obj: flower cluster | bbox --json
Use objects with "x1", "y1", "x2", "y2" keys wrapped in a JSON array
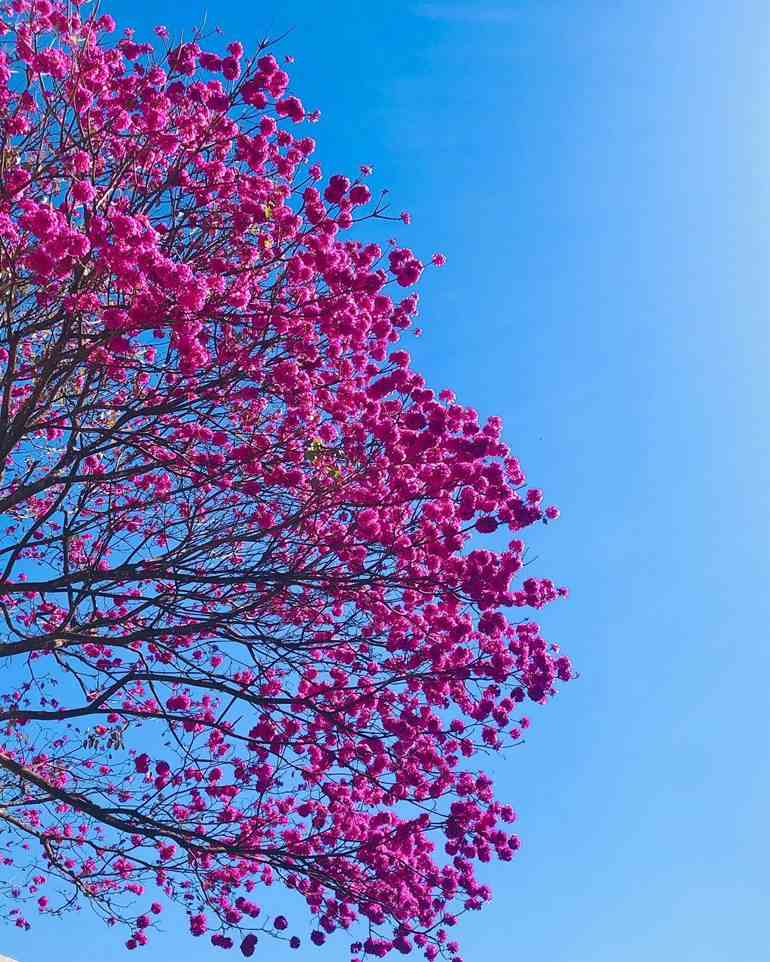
[{"x1": 0, "y1": 2, "x2": 570, "y2": 959}]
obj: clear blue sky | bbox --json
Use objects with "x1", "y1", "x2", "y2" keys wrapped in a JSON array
[{"x1": 5, "y1": 2, "x2": 770, "y2": 960}]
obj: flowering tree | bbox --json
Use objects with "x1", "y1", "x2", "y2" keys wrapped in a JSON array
[{"x1": 0, "y1": 2, "x2": 572, "y2": 958}]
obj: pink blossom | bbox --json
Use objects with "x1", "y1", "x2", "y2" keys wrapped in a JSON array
[
  {"x1": 276, "y1": 95, "x2": 304, "y2": 122},
  {"x1": 72, "y1": 180, "x2": 95, "y2": 203}
]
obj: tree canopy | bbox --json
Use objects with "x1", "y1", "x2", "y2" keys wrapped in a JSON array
[{"x1": 0, "y1": 3, "x2": 570, "y2": 958}]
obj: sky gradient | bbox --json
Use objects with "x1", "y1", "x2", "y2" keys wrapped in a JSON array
[{"x1": 3, "y1": 2, "x2": 769, "y2": 961}]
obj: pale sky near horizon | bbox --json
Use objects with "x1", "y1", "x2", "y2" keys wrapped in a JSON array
[{"x1": 3, "y1": 2, "x2": 769, "y2": 961}]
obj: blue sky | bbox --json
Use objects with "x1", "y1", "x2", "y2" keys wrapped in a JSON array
[{"x1": 4, "y1": 1, "x2": 770, "y2": 960}]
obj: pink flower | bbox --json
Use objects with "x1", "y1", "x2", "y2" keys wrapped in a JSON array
[
  {"x1": 349, "y1": 184, "x2": 371, "y2": 206},
  {"x1": 276, "y1": 96, "x2": 305, "y2": 122},
  {"x1": 258, "y1": 55, "x2": 279, "y2": 74},
  {"x1": 324, "y1": 174, "x2": 350, "y2": 204},
  {"x1": 475, "y1": 516, "x2": 499, "y2": 533},
  {"x1": 72, "y1": 180, "x2": 95, "y2": 203},
  {"x1": 222, "y1": 56, "x2": 241, "y2": 81},
  {"x1": 240, "y1": 934, "x2": 258, "y2": 957}
]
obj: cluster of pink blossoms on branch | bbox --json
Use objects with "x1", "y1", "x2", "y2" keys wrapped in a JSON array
[{"x1": 0, "y1": 2, "x2": 571, "y2": 959}]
